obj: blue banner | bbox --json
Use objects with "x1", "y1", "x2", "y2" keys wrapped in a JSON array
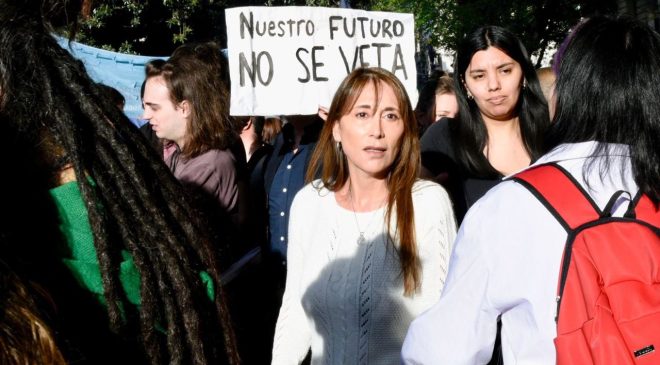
[{"x1": 56, "y1": 36, "x2": 166, "y2": 123}]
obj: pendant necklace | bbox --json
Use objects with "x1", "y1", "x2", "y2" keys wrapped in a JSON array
[{"x1": 348, "y1": 183, "x2": 382, "y2": 245}]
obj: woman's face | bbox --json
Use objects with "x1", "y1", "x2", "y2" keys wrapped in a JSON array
[
  {"x1": 434, "y1": 92, "x2": 458, "y2": 120},
  {"x1": 464, "y1": 46, "x2": 523, "y2": 122},
  {"x1": 332, "y1": 81, "x2": 405, "y2": 180}
]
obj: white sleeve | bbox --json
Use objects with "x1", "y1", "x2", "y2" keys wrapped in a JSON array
[
  {"x1": 271, "y1": 193, "x2": 313, "y2": 365},
  {"x1": 402, "y1": 200, "x2": 500, "y2": 365},
  {"x1": 416, "y1": 184, "x2": 457, "y2": 300}
]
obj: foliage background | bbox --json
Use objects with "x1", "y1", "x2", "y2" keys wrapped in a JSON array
[{"x1": 72, "y1": 0, "x2": 652, "y2": 75}]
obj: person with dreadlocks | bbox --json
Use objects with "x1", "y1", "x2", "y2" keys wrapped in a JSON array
[{"x1": 0, "y1": 1, "x2": 238, "y2": 364}]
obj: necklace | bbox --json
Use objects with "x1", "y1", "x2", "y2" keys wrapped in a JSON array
[{"x1": 348, "y1": 184, "x2": 383, "y2": 245}]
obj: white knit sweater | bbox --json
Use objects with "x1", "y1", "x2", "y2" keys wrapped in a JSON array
[{"x1": 272, "y1": 179, "x2": 456, "y2": 365}]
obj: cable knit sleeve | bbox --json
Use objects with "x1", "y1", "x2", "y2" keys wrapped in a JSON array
[
  {"x1": 271, "y1": 188, "x2": 314, "y2": 365},
  {"x1": 402, "y1": 193, "x2": 499, "y2": 365},
  {"x1": 413, "y1": 181, "x2": 457, "y2": 303}
]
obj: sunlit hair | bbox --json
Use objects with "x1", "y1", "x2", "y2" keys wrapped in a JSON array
[
  {"x1": 453, "y1": 25, "x2": 549, "y2": 177},
  {"x1": 435, "y1": 75, "x2": 455, "y2": 96},
  {"x1": 0, "y1": 260, "x2": 66, "y2": 365},
  {"x1": 546, "y1": 16, "x2": 660, "y2": 204},
  {"x1": 306, "y1": 67, "x2": 421, "y2": 295},
  {"x1": 145, "y1": 42, "x2": 237, "y2": 159}
]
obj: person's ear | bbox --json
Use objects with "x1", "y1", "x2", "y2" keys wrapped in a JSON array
[
  {"x1": 318, "y1": 106, "x2": 329, "y2": 121},
  {"x1": 332, "y1": 120, "x2": 341, "y2": 143},
  {"x1": 179, "y1": 100, "x2": 192, "y2": 118},
  {"x1": 242, "y1": 118, "x2": 253, "y2": 132}
]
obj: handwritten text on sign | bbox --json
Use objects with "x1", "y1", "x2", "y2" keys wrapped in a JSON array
[{"x1": 226, "y1": 6, "x2": 417, "y2": 116}]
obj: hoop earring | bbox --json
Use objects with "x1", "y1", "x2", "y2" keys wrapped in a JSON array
[{"x1": 466, "y1": 90, "x2": 474, "y2": 100}]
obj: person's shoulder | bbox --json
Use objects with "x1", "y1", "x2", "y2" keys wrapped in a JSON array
[
  {"x1": 200, "y1": 149, "x2": 236, "y2": 168},
  {"x1": 290, "y1": 180, "x2": 333, "y2": 213},
  {"x1": 412, "y1": 179, "x2": 451, "y2": 205},
  {"x1": 180, "y1": 149, "x2": 237, "y2": 178},
  {"x1": 462, "y1": 178, "x2": 538, "y2": 224},
  {"x1": 412, "y1": 179, "x2": 445, "y2": 193},
  {"x1": 421, "y1": 118, "x2": 453, "y2": 140},
  {"x1": 420, "y1": 118, "x2": 455, "y2": 155}
]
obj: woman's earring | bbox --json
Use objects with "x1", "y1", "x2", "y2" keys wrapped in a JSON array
[
  {"x1": 523, "y1": 79, "x2": 528, "y2": 90},
  {"x1": 335, "y1": 141, "x2": 342, "y2": 154},
  {"x1": 466, "y1": 90, "x2": 474, "y2": 100}
]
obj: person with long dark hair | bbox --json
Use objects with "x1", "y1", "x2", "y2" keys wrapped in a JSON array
[
  {"x1": 0, "y1": 1, "x2": 237, "y2": 364},
  {"x1": 403, "y1": 16, "x2": 660, "y2": 364},
  {"x1": 271, "y1": 68, "x2": 456, "y2": 364},
  {"x1": 420, "y1": 25, "x2": 549, "y2": 222}
]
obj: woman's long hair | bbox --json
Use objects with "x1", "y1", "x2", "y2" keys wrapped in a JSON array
[
  {"x1": 546, "y1": 16, "x2": 660, "y2": 204},
  {"x1": 0, "y1": 2, "x2": 237, "y2": 364},
  {"x1": 452, "y1": 25, "x2": 549, "y2": 177},
  {"x1": 306, "y1": 67, "x2": 421, "y2": 296}
]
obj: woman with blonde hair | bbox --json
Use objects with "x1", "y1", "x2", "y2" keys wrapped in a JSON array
[{"x1": 271, "y1": 67, "x2": 456, "y2": 364}]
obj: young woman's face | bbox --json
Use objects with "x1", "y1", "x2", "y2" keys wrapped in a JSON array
[
  {"x1": 464, "y1": 46, "x2": 524, "y2": 122},
  {"x1": 434, "y1": 92, "x2": 458, "y2": 120},
  {"x1": 332, "y1": 81, "x2": 405, "y2": 180}
]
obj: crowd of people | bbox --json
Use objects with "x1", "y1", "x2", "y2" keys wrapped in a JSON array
[{"x1": 1, "y1": 0, "x2": 659, "y2": 364}]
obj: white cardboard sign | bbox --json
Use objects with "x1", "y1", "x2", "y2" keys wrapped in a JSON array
[{"x1": 226, "y1": 6, "x2": 417, "y2": 116}]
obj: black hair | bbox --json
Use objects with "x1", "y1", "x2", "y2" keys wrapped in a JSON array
[
  {"x1": 97, "y1": 83, "x2": 125, "y2": 109},
  {"x1": 546, "y1": 16, "x2": 660, "y2": 204},
  {"x1": 452, "y1": 25, "x2": 549, "y2": 178},
  {"x1": 0, "y1": 2, "x2": 238, "y2": 364},
  {"x1": 414, "y1": 69, "x2": 450, "y2": 136}
]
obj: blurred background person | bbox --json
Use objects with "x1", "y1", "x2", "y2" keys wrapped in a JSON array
[
  {"x1": 536, "y1": 66, "x2": 556, "y2": 118},
  {"x1": 414, "y1": 70, "x2": 459, "y2": 136},
  {"x1": 237, "y1": 115, "x2": 272, "y2": 252},
  {"x1": 263, "y1": 116, "x2": 284, "y2": 145}
]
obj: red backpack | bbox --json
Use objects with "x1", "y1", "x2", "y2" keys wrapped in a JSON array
[{"x1": 513, "y1": 163, "x2": 660, "y2": 364}]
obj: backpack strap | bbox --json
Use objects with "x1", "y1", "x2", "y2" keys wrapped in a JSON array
[
  {"x1": 631, "y1": 191, "x2": 660, "y2": 228},
  {"x1": 511, "y1": 163, "x2": 601, "y2": 232}
]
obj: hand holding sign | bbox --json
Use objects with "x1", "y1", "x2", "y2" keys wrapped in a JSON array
[{"x1": 226, "y1": 6, "x2": 417, "y2": 116}]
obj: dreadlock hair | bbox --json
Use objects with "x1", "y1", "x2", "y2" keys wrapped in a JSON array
[
  {"x1": 306, "y1": 67, "x2": 422, "y2": 296},
  {"x1": 0, "y1": 1, "x2": 238, "y2": 364}
]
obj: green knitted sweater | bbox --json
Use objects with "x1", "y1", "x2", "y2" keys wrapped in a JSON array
[{"x1": 49, "y1": 181, "x2": 214, "y2": 306}]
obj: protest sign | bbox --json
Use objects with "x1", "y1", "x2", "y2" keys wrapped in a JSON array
[{"x1": 226, "y1": 6, "x2": 417, "y2": 116}]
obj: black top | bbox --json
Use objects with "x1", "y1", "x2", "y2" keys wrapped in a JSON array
[{"x1": 420, "y1": 118, "x2": 503, "y2": 223}]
